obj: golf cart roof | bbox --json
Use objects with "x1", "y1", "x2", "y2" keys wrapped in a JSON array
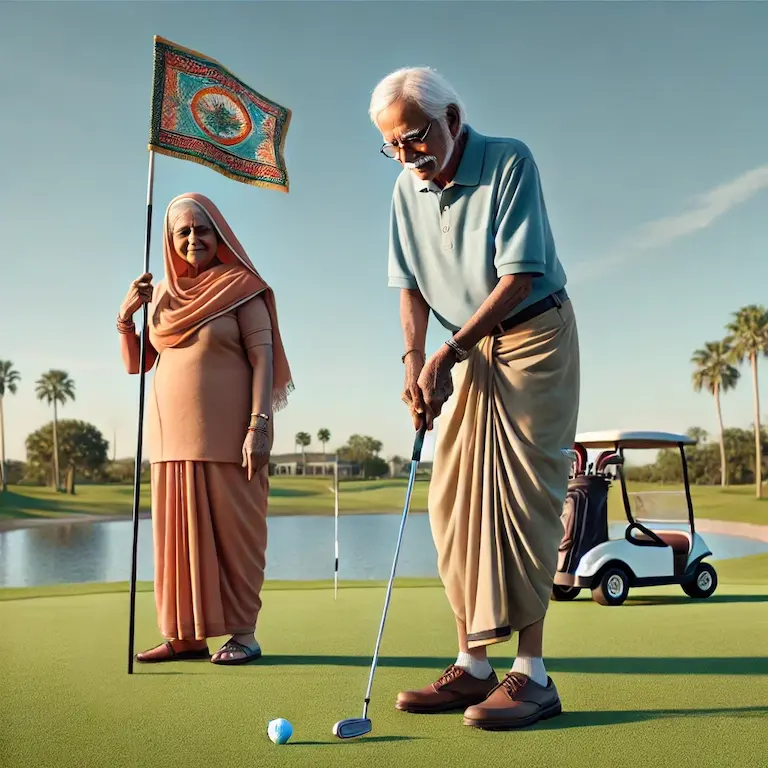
[{"x1": 574, "y1": 430, "x2": 697, "y2": 449}]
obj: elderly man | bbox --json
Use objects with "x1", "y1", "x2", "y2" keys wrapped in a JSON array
[{"x1": 368, "y1": 67, "x2": 580, "y2": 730}]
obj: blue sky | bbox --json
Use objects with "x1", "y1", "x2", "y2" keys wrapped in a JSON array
[{"x1": 1, "y1": 1, "x2": 766, "y2": 463}]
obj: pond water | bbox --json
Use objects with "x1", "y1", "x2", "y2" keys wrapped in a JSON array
[{"x1": 1, "y1": 515, "x2": 766, "y2": 589}]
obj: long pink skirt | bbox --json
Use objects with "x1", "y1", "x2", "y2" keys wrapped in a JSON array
[{"x1": 150, "y1": 461, "x2": 268, "y2": 640}]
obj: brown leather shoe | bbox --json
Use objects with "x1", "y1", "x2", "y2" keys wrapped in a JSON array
[
  {"x1": 396, "y1": 665, "x2": 499, "y2": 714},
  {"x1": 463, "y1": 672, "x2": 562, "y2": 729}
]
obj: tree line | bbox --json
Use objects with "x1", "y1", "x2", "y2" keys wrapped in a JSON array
[
  {"x1": 0, "y1": 363, "x2": 76, "y2": 493},
  {"x1": 690, "y1": 304, "x2": 767, "y2": 497},
  {"x1": 3, "y1": 302, "x2": 765, "y2": 494},
  {"x1": 4, "y1": 418, "x2": 762, "y2": 492},
  {"x1": 0, "y1": 404, "x2": 394, "y2": 494},
  {"x1": 2, "y1": 420, "x2": 396, "y2": 490},
  {"x1": 290, "y1": 429, "x2": 391, "y2": 476},
  {"x1": 626, "y1": 425, "x2": 768, "y2": 486},
  {"x1": 0, "y1": 361, "x2": 398, "y2": 492}
]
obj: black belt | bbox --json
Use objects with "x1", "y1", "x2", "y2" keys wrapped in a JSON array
[{"x1": 494, "y1": 288, "x2": 568, "y2": 335}]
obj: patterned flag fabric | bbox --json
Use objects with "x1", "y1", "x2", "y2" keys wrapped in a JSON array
[{"x1": 149, "y1": 36, "x2": 291, "y2": 192}]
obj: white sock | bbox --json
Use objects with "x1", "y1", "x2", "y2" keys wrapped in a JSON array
[
  {"x1": 511, "y1": 656, "x2": 548, "y2": 687},
  {"x1": 455, "y1": 651, "x2": 493, "y2": 680}
]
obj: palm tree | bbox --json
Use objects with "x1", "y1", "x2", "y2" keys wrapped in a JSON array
[
  {"x1": 726, "y1": 305, "x2": 768, "y2": 498},
  {"x1": 0, "y1": 361, "x2": 21, "y2": 492},
  {"x1": 691, "y1": 341, "x2": 740, "y2": 487},
  {"x1": 295, "y1": 431, "x2": 311, "y2": 475},
  {"x1": 317, "y1": 428, "x2": 331, "y2": 456},
  {"x1": 35, "y1": 370, "x2": 76, "y2": 491},
  {"x1": 686, "y1": 427, "x2": 708, "y2": 445}
]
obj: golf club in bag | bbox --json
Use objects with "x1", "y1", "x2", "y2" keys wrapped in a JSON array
[{"x1": 332, "y1": 423, "x2": 428, "y2": 740}]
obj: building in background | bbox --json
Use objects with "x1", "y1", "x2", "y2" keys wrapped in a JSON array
[{"x1": 268, "y1": 453, "x2": 360, "y2": 477}]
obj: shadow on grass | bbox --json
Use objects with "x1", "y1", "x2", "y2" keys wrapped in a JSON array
[
  {"x1": 0, "y1": 490, "x2": 71, "y2": 517},
  {"x1": 268, "y1": 488, "x2": 319, "y2": 499},
  {"x1": 622, "y1": 594, "x2": 768, "y2": 606},
  {"x1": 344, "y1": 482, "x2": 404, "y2": 493},
  {"x1": 0, "y1": 488, "x2": 149, "y2": 518},
  {"x1": 289, "y1": 736, "x2": 419, "y2": 746},
  {"x1": 197, "y1": 654, "x2": 768, "y2": 676},
  {"x1": 546, "y1": 657, "x2": 768, "y2": 675},
  {"x1": 538, "y1": 705, "x2": 768, "y2": 730}
]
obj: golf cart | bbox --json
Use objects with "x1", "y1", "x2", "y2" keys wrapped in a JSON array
[{"x1": 553, "y1": 430, "x2": 717, "y2": 606}]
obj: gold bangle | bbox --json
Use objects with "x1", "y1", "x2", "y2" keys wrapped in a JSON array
[{"x1": 117, "y1": 314, "x2": 135, "y2": 334}]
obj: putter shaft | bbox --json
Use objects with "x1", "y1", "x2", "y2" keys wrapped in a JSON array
[
  {"x1": 334, "y1": 425, "x2": 426, "y2": 737},
  {"x1": 360, "y1": 426, "x2": 425, "y2": 716}
]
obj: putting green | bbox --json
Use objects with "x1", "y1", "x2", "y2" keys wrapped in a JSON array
[{"x1": 1, "y1": 558, "x2": 766, "y2": 768}]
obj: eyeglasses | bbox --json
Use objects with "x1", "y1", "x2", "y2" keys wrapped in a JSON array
[{"x1": 380, "y1": 120, "x2": 434, "y2": 160}]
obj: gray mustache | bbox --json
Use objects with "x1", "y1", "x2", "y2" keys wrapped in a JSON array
[{"x1": 404, "y1": 155, "x2": 437, "y2": 170}]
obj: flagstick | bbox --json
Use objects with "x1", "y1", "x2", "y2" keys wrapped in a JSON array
[
  {"x1": 334, "y1": 453, "x2": 339, "y2": 600},
  {"x1": 128, "y1": 150, "x2": 156, "y2": 675}
]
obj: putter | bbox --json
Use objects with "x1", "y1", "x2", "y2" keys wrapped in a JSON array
[{"x1": 332, "y1": 423, "x2": 428, "y2": 740}]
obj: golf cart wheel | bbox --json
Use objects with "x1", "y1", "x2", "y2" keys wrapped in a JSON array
[
  {"x1": 592, "y1": 566, "x2": 630, "y2": 606},
  {"x1": 552, "y1": 584, "x2": 581, "y2": 601},
  {"x1": 682, "y1": 562, "x2": 718, "y2": 599}
]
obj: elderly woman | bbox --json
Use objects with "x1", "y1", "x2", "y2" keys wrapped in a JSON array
[{"x1": 117, "y1": 192, "x2": 293, "y2": 665}]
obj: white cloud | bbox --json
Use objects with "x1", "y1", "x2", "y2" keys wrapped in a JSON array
[{"x1": 570, "y1": 163, "x2": 768, "y2": 283}]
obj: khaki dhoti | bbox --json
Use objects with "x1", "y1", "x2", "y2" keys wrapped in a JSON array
[{"x1": 428, "y1": 299, "x2": 580, "y2": 648}]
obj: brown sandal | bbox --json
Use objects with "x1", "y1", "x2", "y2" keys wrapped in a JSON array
[{"x1": 135, "y1": 641, "x2": 210, "y2": 663}]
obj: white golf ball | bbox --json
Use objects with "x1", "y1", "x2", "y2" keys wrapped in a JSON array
[{"x1": 267, "y1": 718, "x2": 293, "y2": 745}]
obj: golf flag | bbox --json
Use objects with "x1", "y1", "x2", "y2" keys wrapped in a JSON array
[{"x1": 148, "y1": 36, "x2": 291, "y2": 192}]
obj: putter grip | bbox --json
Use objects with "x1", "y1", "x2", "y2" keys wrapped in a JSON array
[{"x1": 412, "y1": 423, "x2": 427, "y2": 462}]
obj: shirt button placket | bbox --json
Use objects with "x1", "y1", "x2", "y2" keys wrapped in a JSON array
[{"x1": 440, "y1": 197, "x2": 453, "y2": 250}]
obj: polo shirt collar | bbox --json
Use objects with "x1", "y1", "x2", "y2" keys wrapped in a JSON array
[{"x1": 412, "y1": 124, "x2": 485, "y2": 193}]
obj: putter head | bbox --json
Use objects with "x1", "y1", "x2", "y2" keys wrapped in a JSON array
[{"x1": 333, "y1": 718, "x2": 372, "y2": 740}]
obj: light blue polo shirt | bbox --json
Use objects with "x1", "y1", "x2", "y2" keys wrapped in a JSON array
[{"x1": 387, "y1": 124, "x2": 567, "y2": 332}]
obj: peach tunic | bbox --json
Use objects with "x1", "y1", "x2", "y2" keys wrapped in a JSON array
[
  {"x1": 148, "y1": 295, "x2": 271, "y2": 464},
  {"x1": 147, "y1": 294, "x2": 273, "y2": 640}
]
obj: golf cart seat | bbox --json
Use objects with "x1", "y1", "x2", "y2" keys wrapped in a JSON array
[{"x1": 629, "y1": 529, "x2": 691, "y2": 553}]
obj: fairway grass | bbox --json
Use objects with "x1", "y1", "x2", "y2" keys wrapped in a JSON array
[
  {"x1": 1, "y1": 556, "x2": 766, "y2": 768},
  {"x1": 0, "y1": 478, "x2": 430, "y2": 522},
  {"x1": 2, "y1": 479, "x2": 768, "y2": 526}
]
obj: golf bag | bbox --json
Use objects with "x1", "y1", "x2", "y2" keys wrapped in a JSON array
[{"x1": 557, "y1": 474, "x2": 611, "y2": 576}]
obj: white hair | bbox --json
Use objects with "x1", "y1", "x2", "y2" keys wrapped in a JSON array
[
  {"x1": 368, "y1": 66, "x2": 466, "y2": 128},
  {"x1": 166, "y1": 198, "x2": 213, "y2": 232}
]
